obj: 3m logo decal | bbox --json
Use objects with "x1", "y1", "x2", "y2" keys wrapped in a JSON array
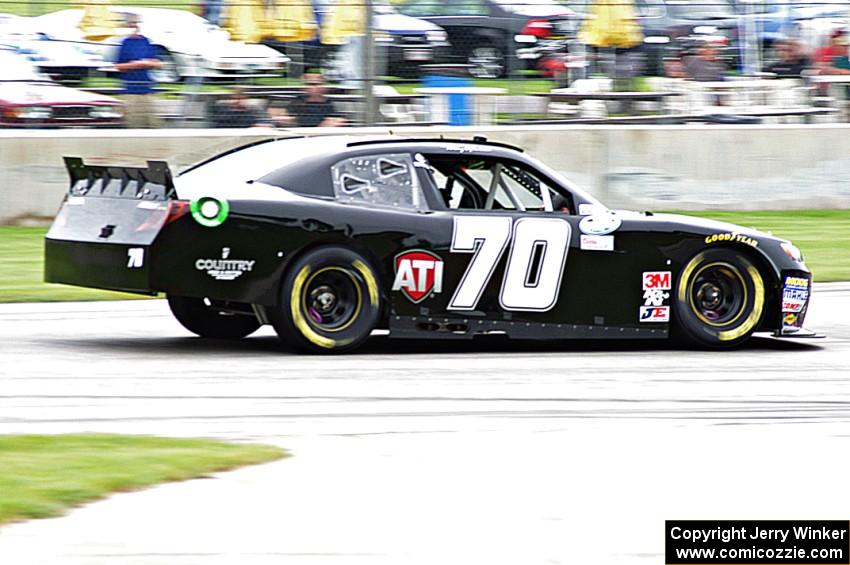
[
  {"x1": 640, "y1": 271, "x2": 671, "y2": 322},
  {"x1": 393, "y1": 250, "x2": 444, "y2": 303},
  {"x1": 640, "y1": 306, "x2": 669, "y2": 322},
  {"x1": 643, "y1": 271, "x2": 671, "y2": 290}
]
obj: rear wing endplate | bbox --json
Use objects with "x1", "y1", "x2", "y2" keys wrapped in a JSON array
[{"x1": 64, "y1": 157, "x2": 176, "y2": 201}]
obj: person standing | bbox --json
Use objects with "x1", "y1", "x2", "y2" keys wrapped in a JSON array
[{"x1": 114, "y1": 13, "x2": 162, "y2": 128}]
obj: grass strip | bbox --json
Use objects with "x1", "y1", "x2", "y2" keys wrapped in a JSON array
[
  {"x1": 0, "y1": 433, "x2": 287, "y2": 525},
  {"x1": 0, "y1": 226, "x2": 148, "y2": 302},
  {"x1": 1, "y1": 210, "x2": 847, "y2": 303}
]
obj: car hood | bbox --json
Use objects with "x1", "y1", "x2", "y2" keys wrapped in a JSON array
[
  {"x1": 164, "y1": 36, "x2": 285, "y2": 59},
  {"x1": 15, "y1": 41, "x2": 105, "y2": 67},
  {"x1": 376, "y1": 12, "x2": 443, "y2": 33},
  {"x1": 620, "y1": 210, "x2": 779, "y2": 242},
  {"x1": 505, "y1": 4, "x2": 571, "y2": 17},
  {"x1": 0, "y1": 81, "x2": 120, "y2": 105}
]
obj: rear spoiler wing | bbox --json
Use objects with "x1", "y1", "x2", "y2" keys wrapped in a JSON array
[{"x1": 64, "y1": 156, "x2": 176, "y2": 201}]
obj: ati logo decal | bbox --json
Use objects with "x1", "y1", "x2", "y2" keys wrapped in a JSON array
[
  {"x1": 643, "y1": 271, "x2": 671, "y2": 290},
  {"x1": 393, "y1": 250, "x2": 444, "y2": 303},
  {"x1": 639, "y1": 306, "x2": 669, "y2": 323}
]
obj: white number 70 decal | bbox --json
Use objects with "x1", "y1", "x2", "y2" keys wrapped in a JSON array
[{"x1": 449, "y1": 216, "x2": 571, "y2": 312}]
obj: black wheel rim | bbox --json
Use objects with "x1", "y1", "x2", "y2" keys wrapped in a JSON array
[
  {"x1": 468, "y1": 47, "x2": 503, "y2": 78},
  {"x1": 689, "y1": 262, "x2": 746, "y2": 326},
  {"x1": 303, "y1": 268, "x2": 360, "y2": 332}
]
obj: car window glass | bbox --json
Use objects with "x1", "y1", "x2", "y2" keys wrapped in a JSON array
[
  {"x1": 454, "y1": 0, "x2": 489, "y2": 16},
  {"x1": 398, "y1": 0, "x2": 445, "y2": 16},
  {"x1": 636, "y1": 0, "x2": 665, "y2": 17},
  {"x1": 331, "y1": 153, "x2": 426, "y2": 211}
]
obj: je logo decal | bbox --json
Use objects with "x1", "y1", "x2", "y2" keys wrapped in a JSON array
[
  {"x1": 640, "y1": 271, "x2": 671, "y2": 323},
  {"x1": 393, "y1": 250, "x2": 444, "y2": 303}
]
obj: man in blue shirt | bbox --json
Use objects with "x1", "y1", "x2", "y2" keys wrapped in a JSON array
[{"x1": 115, "y1": 14, "x2": 162, "y2": 128}]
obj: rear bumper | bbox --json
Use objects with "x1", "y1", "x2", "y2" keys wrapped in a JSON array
[{"x1": 45, "y1": 238, "x2": 156, "y2": 295}]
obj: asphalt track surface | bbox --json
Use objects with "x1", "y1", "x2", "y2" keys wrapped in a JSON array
[{"x1": 1, "y1": 285, "x2": 849, "y2": 565}]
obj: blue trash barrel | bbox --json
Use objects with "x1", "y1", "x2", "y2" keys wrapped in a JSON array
[{"x1": 422, "y1": 66, "x2": 473, "y2": 126}]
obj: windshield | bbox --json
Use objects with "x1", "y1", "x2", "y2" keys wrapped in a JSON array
[
  {"x1": 491, "y1": 0, "x2": 562, "y2": 5},
  {"x1": 0, "y1": 51, "x2": 49, "y2": 81},
  {"x1": 666, "y1": 0, "x2": 734, "y2": 19}
]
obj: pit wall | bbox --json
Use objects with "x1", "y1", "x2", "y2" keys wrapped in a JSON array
[{"x1": 2, "y1": 124, "x2": 849, "y2": 223}]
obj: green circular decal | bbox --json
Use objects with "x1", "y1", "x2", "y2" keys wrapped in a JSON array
[{"x1": 190, "y1": 197, "x2": 229, "y2": 227}]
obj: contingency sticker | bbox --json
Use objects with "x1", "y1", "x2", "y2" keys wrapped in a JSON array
[
  {"x1": 127, "y1": 248, "x2": 144, "y2": 268},
  {"x1": 393, "y1": 249, "x2": 444, "y2": 303},
  {"x1": 195, "y1": 247, "x2": 255, "y2": 281},
  {"x1": 580, "y1": 234, "x2": 614, "y2": 251},
  {"x1": 640, "y1": 271, "x2": 671, "y2": 323},
  {"x1": 782, "y1": 276, "x2": 809, "y2": 313}
]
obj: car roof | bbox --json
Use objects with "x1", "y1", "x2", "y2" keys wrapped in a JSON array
[
  {"x1": 177, "y1": 135, "x2": 605, "y2": 210},
  {"x1": 180, "y1": 135, "x2": 524, "y2": 180}
]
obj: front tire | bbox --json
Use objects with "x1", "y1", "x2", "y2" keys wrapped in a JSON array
[
  {"x1": 167, "y1": 295, "x2": 260, "y2": 339},
  {"x1": 674, "y1": 249, "x2": 766, "y2": 348},
  {"x1": 269, "y1": 247, "x2": 381, "y2": 353}
]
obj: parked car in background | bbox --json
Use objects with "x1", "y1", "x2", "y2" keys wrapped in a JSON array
[
  {"x1": 269, "y1": 0, "x2": 450, "y2": 79},
  {"x1": 568, "y1": 0, "x2": 739, "y2": 75},
  {"x1": 0, "y1": 13, "x2": 105, "y2": 84},
  {"x1": 397, "y1": 0, "x2": 578, "y2": 78},
  {"x1": 0, "y1": 48, "x2": 123, "y2": 127},
  {"x1": 31, "y1": 7, "x2": 289, "y2": 83}
]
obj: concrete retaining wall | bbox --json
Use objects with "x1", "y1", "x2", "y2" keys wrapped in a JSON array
[{"x1": 2, "y1": 124, "x2": 849, "y2": 223}]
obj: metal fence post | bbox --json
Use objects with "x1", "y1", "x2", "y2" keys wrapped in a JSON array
[{"x1": 363, "y1": 0, "x2": 376, "y2": 126}]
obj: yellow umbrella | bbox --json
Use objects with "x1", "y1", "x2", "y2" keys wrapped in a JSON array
[
  {"x1": 78, "y1": 0, "x2": 123, "y2": 41},
  {"x1": 266, "y1": 0, "x2": 318, "y2": 42},
  {"x1": 221, "y1": 0, "x2": 266, "y2": 43},
  {"x1": 578, "y1": 0, "x2": 643, "y2": 49},
  {"x1": 320, "y1": 0, "x2": 364, "y2": 46}
]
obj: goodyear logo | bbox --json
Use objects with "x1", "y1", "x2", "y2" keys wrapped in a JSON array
[{"x1": 705, "y1": 232, "x2": 759, "y2": 247}]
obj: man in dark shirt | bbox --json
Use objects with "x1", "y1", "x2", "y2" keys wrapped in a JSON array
[
  {"x1": 209, "y1": 87, "x2": 269, "y2": 128},
  {"x1": 270, "y1": 72, "x2": 345, "y2": 127},
  {"x1": 684, "y1": 43, "x2": 726, "y2": 82},
  {"x1": 765, "y1": 39, "x2": 810, "y2": 78},
  {"x1": 114, "y1": 13, "x2": 162, "y2": 128}
]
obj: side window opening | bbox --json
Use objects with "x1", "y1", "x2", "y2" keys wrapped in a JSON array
[
  {"x1": 331, "y1": 153, "x2": 426, "y2": 211},
  {"x1": 421, "y1": 154, "x2": 574, "y2": 214}
]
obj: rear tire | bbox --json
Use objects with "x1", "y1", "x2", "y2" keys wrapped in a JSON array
[
  {"x1": 167, "y1": 295, "x2": 260, "y2": 339},
  {"x1": 269, "y1": 247, "x2": 381, "y2": 353},
  {"x1": 674, "y1": 249, "x2": 765, "y2": 348}
]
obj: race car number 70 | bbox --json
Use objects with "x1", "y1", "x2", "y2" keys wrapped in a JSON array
[{"x1": 449, "y1": 216, "x2": 571, "y2": 312}]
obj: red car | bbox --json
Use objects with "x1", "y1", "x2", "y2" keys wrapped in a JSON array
[{"x1": 0, "y1": 49, "x2": 123, "y2": 127}]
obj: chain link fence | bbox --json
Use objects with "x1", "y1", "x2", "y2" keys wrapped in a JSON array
[{"x1": 1, "y1": 0, "x2": 849, "y2": 127}]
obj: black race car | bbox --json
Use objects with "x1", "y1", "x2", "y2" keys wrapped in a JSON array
[{"x1": 45, "y1": 136, "x2": 816, "y2": 353}]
